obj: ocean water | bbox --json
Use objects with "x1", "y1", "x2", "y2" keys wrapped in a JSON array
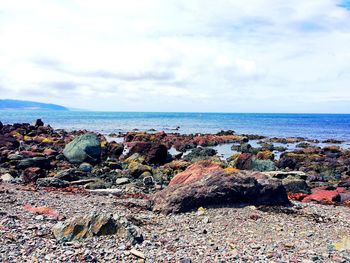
[{"x1": 1, "y1": 111, "x2": 350, "y2": 142}]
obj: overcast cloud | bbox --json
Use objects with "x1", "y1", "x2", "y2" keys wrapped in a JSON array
[{"x1": 0, "y1": 0, "x2": 350, "y2": 112}]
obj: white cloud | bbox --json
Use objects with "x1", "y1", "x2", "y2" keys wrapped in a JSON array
[{"x1": 0, "y1": 0, "x2": 349, "y2": 112}]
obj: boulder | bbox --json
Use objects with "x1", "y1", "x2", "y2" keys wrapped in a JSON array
[
  {"x1": 152, "y1": 170, "x2": 289, "y2": 214},
  {"x1": 17, "y1": 157, "x2": 51, "y2": 170},
  {"x1": 63, "y1": 134, "x2": 101, "y2": 164},
  {"x1": 169, "y1": 160, "x2": 223, "y2": 186},
  {"x1": 52, "y1": 212, "x2": 143, "y2": 245}
]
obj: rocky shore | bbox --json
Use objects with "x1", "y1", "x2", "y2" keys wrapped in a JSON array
[{"x1": 1, "y1": 120, "x2": 350, "y2": 262}]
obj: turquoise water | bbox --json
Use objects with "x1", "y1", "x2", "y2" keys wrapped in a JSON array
[{"x1": 0, "y1": 111, "x2": 350, "y2": 141}]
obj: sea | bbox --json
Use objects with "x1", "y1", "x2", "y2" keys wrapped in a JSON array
[{"x1": 1, "y1": 111, "x2": 349, "y2": 141}]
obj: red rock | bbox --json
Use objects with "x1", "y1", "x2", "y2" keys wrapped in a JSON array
[
  {"x1": 42, "y1": 149, "x2": 58, "y2": 156},
  {"x1": 23, "y1": 167, "x2": 45, "y2": 183},
  {"x1": 288, "y1": 192, "x2": 308, "y2": 201},
  {"x1": 20, "y1": 151, "x2": 41, "y2": 157},
  {"x1": 169, "y1": 160, "x2": 223, "y2": 186},
  {"x1": 302, "y1": 188, "x2": 346, "y2": 204}
]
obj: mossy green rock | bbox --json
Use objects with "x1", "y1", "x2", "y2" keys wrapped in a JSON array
[
  {"x1": 63, "y1": 134, "x2": 101, "y2": 164},
  {"x1": 251, "y1": 158, "x2": 276, "y2": 172}
]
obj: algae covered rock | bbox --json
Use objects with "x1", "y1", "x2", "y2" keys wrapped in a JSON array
[{"x1": 63, "y1": 134, "x2": 101, "y2": 164}]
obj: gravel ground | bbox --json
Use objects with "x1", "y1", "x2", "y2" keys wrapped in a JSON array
[{"x1": 1, "y1": 183, "x2": 350, "y2": 263}]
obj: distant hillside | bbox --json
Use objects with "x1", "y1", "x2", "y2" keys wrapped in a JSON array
[{"x1": 0, "y1": 99, "x2": 68, "y2": 110}]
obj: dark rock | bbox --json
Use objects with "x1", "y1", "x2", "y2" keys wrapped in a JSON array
[
  {"x1": 34, "y1": 119, "x2": 44, "y2": 127},
  {"x1": 143, "y1": 176, "x2": 154, "y2": 186},
  {"x1": 278, "y1": 156, "x2": 297, "y2": 170},
  {"x1": 127, "y1": 142, "x2": 168, "y2": 165},
  {"x1": 22, "y1": 167, "x2": 46, "y2": 183},
  {"x1": 36, "y1": 177, "x2": 68, "y2": 188},
  {"x1": 216, "y1": 130, "x2": 235, "y2": 136},
  {"x1": 152, "y1": 170, "x2": 290, "y2": 214},
  {"x1": 17, "y1": 157, "x2": 51, "y2": 170},
  {"x1": 55, "y1": 169, "x2": 82, "y2": 181},
  {"x1": 234, "y1": 153, "x2": 253, "y2": 170},
  {"x1": 282, "y1": 177, "x2": 311, "y2": 194},
  {"x1": 79, "y1": 162, "x2": 93, "y2": 173},
  {"x1": 0, "y1": 135, "x2": 19, "y2": 149},
  {"x1": 63, "y1": 134, "x2": 101, "y2": 164},
  {"x1": 0, "y1": 121, "x2": 3, "y2": 131}
]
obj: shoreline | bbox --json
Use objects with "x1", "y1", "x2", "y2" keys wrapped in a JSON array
[{"x1": 1, "y1": 120, "x2": 350, "y2": 261}]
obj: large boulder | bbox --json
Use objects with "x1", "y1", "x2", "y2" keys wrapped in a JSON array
[
  {"x1": 52, "y1": 212, "x2": 143, "y2": 245},
  {"x1": 63, "y1": 134, "x2": 101, "y2": 164},
  {"x1": 152, "y1": 170, "x2": 290, "y2": 214}
]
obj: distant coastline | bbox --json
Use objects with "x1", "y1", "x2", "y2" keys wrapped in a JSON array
[{"x1": 0, "y1": 99, "x2": 68, "y2": 111}]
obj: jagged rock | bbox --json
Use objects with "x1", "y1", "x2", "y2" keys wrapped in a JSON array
[
  {"x1": 52, "y1": 212, "x2": 143, "y2": 245},
  {"x1": 63, "y1": 134, "x2": 101, "y2": 164},
  {"x1": 152, "y1": 170, "x2": 289, "y2": 214},
  {"x1": 34, "y1": 119, "x2": 44, "y2": 127}
]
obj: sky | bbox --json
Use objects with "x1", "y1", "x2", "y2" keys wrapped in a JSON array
[{"x1": 0, "y1": 0, "x2": 350, "y2": 113}]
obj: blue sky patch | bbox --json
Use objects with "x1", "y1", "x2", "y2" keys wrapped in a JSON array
[{"x1": 339, "y1": 0, "x2": 350, "y2": 10}]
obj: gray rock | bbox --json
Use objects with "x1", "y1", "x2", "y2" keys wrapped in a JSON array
[
  {"x1": 7, "y1": 154, "x2": 23, "y2": 160},
  {"x1": 52, "y1": 212, "x2": 143, "y2": 245},
  {"x1": 63, "y1": 134, "x2": 101, "y2": 164},
  {"x1": 1, "y1": 173, "x2": 14, "y2": 182},
  {"x1": 79, "y1": 162, "x2": 93, "y2": 173},
  {"x1": 116, "y1": 178, "x2": 130, "y2": 185},
  {"x1": 282, "y1": 177, "x2": 311, "y2": 194},
  {"x1": 251, "y1": 158, "x2": 276, "y2": 172},
  {"x1": 36, "y1": 177, "x2": 68, "y2": 188}
]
